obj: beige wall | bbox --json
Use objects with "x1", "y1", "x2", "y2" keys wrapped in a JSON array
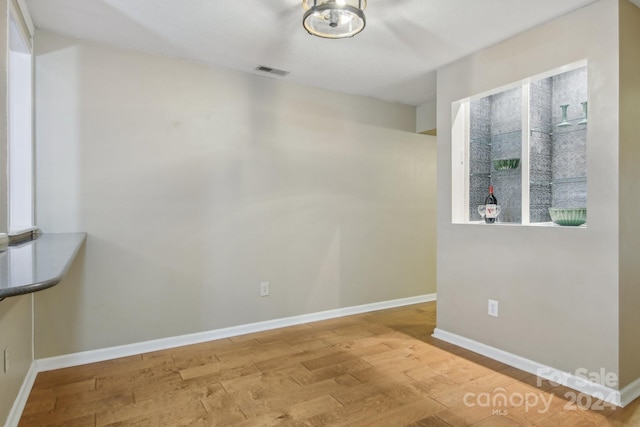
[
  {"x1": 437, "y1": 0, "x2": 621, "y2": 381},
  {"x1": 0, "y1": 295, "x2": 32, "y2": 424},
  {"x1": 619, "y1": 0, "x2": 640, "y2": 389},
  {"x1": 33, "y1": 31, "x2": 437, "y2": 357},
  {"x1": 417, "y1": 100, "x2": 437, "y2": 134}
]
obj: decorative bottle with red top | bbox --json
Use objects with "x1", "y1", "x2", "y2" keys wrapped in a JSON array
[{"x1": 484, "y1": 185, "x2": 498, "y2": 224}]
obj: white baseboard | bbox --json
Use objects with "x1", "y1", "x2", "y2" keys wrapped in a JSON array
[
  {"x1": 5, "y1": 361, "x2": 38, "y2": 427},
  {"x1": 620, "y1": 375, "x2": 640, "y2": 407},
  {"x1": 36, "y1": 293, "x2": 436, "y2": 372},
  {"x1": 433, "y1": 328, "x2": 625, "y2": 407}
]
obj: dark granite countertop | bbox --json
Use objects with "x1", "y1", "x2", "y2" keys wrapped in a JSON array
[{"x1": 0, "y1": 232, "x2": 86, "y2": 300}]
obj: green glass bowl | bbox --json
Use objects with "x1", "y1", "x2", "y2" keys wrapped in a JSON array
[
  {"x1": 493, "y1": 158, "x2": 520, "y2": 171},
  {"x1": 548, "y1": 208, "x2": 587, "y2": 226}
]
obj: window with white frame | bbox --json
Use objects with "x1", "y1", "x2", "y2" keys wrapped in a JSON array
[
  {"x1": 6, "y1": 0, "x2": 35, "y2": 238},
  {"x1": 451, "y1": 61, "x2": 588, "y2": 227}
]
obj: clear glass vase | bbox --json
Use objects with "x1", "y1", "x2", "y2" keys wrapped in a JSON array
[
  {"x1": 557, "y1": 104, "x2": 572, "y2": 127},
  {"x1": 578, "y1": 101, "x2": 588, "y2": 125}
]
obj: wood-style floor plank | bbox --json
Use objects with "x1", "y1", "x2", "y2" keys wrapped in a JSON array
[{"x1": 19, "y1": 302, "x2": 640, "y2": 426}]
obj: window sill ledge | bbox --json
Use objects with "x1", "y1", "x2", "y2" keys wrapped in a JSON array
[{"x1": 456, "y1": 221, "x2": 587, "y2": 228}]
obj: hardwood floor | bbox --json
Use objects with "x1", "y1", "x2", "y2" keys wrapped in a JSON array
[{"x1": 19, "y1": 302, "x2": 640, "y2": 426}]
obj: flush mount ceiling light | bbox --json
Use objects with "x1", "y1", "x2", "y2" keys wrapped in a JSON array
[{"x1": 302, "y1": 0, "x2": 367, "y2": 39}]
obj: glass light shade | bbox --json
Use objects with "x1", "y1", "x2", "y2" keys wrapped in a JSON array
[{"x1": 302, "y1": 0, "x2": 367, "y2": 39}]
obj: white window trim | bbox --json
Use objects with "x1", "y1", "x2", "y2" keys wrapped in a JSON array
[
  {"x1": 7, "y1": 0, "x2": 36, "y2": 236},
  {"x1": 451, "y1": 59, "x2": 588, "y2": 226}
]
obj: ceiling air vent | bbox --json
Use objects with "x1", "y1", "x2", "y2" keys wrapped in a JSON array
[{"x1": 255, "y1": 65, "x2": 289, "y2": 77}]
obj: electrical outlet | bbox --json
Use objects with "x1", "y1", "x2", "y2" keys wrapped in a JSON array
[
  {"x1": 260, "y1": 282, "x2": 270, "y2": 297},
  {"x1": 3, "y1": 349, "x2": 8, "y2": 374},
  {"x1": 488, "y1": 299, "x2": 499, "y2": 317}
]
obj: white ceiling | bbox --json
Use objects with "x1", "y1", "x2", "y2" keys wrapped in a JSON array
[{"x1": 25, "y1": 0, "x2": 604, "y2": 106}]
